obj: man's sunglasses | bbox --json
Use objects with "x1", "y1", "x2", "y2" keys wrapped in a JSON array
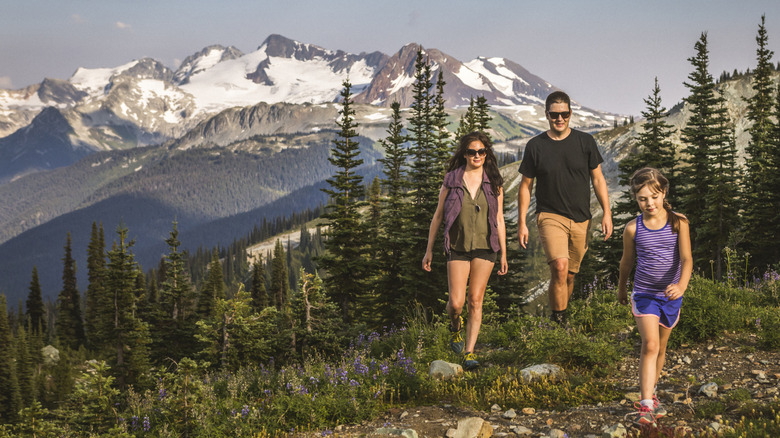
[
  {"x1": 547, "y1": 111, "x2": 571, "y2": 120},
  {"x1": 465, "y1": 148, "x2": 487, "y2": 157}
]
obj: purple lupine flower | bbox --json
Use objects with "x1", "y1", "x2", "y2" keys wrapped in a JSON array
[
  {"x1": 241, "y1": 405, "x2": 250, "y2": 417},
  {"x1": 143, "y1": 416, "x2": 151, "y2": 432}
]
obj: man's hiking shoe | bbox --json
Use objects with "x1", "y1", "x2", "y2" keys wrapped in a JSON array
[
  {"x1": 633, "y1": 403, "x2": 656, "y2": 425},
  {"x1": 449, "y1": 316, "x2": 464, "y2": 354},
  {"x1": 463, "y1": 351, "x2": 479, "y2": 371},
  {"x1": 652, "y1": 396, "x2": 667, "y2": 418}
]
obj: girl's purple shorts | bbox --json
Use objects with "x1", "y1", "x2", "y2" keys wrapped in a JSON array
[{"x1": 631, "y1": 292, "x2": 682, "y2": 329}]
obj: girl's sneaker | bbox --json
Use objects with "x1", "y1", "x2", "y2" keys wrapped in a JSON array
[
  {"x1": 652, "y1": 395, "x2": 667, "y2": 418},
  {"x1": 633, "y1": 403, "x2": 656, "y2": 425},
  {"x1": 463, "y1": 351, "x2": 479, "y2": 370},
  {"x1": 449, "y1": 316, "x2": 464, "y2": 354}
]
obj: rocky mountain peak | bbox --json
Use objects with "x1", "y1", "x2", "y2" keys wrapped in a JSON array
[{"x1": 174, "y1": 45, "x2": 245, "y2": 84}]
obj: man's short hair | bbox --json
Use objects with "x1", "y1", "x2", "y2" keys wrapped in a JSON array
[{"x1": 546, "y1": 91, "x2": 571, "y2": 112}]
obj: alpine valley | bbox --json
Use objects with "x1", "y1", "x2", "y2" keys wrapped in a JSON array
[{"x1": 1, "y1": 33, "x2": 767, "y2": 304}]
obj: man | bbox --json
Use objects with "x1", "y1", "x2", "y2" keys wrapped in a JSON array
[{"x1": 517, "y1": 91, "x2": 612, "y2": 324}]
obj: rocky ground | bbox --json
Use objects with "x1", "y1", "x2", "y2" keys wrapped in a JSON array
[{"x1": 295, "y1": 333, "x2": 780, "y2": 437}]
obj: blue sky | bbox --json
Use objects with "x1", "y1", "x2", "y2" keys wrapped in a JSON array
[{"x1": 1, "y1": 0, "x2": 777, "y2": 115}]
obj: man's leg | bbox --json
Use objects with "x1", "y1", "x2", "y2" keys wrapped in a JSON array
[{"x1": 548, "y1": 257, "x2": 569, "y2": 311}]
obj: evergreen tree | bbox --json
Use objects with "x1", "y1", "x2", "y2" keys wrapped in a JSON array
[
  {"x1": 319, "y1": 78, "x2": 370, "y2": 322},
  {"x1": 85, "y1": 222, "x2": 108, "y2": 350},
  {"x1": 152, "y1": 222, "x2": 198, "y2": 362},
  {"x1": 26, "y1": 266, "x2": 45, "y2": 336},
  {"x1": 700, "y1": 114, "x2": 741, "y2": 277},
  {"x1": 590, "y1": 78, "x2": 679, "y2": 283},
  {"x1": 679, "y1": 32, "x2": 731, "y2": 271},
  {"x1": 474, "y1": 95, "x2": 493, "y2": 135},
  {"x1": 431, "y1": 71, "x2": 453, "y2": 171},
  {"x1": 0, "y1": 295, "x2": 21, "y2": 424},
  {"x1": 400, "y1": 49, "x2": 448, "y2": 314},
  {"x1": 198, "y1": 250, "x2": 226, "y2": 318},
  {"x1": 270, "y1": 240, "x2": 290, "y2": 312},
  {"x1": 375, "y1": 102, "x2": 410, "y2": 323},
  {"x1": 15, "y1": 324, "x2": 34, "y2": 408},
  {"x1": 195, "y1": 286, "x2": 277, "y2": 371},
  {"x1": 105, "y1": 225, "x2": 151, "y2": 387},
  {"x1": 454, "y1": 96, "x2": 478, "y2": 140},
  {"x1": 743, "y1": 14, "x2": 778, "y2": 269},
  {"x1": 289, "y1": 269, "x2": 344, "y2": 359},
  {"x1": 250, "y1": 257, "x2": 269, "y2": 311},
  {"x1": 56, "y1": 232, "x2": 85, "y2": 350}
]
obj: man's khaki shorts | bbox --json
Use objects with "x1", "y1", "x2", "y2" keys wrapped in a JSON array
[{"x1": 537, "y1": 212, "x2": 590, "y2": 273}]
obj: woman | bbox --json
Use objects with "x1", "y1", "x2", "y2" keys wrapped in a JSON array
[{"x1": 423, "y1": 131, "x2": 508, "y2": 370}]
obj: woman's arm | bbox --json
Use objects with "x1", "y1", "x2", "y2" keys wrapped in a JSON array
[
  {"x1": 496, "y1": 187, "x2": 508, "y2": 275},
  {"x1": 422, "y1": 185, "x2": 449, "y2": 271},
  {"x1": 617, "y1": 219, "x2": 637, "y2": 305}
]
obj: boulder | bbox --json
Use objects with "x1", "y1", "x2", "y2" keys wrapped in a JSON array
[
  {"x1": 375, "y1": 427, "x2": 419, "y2": 438},
  {"x1": 41, "y1": 345, "x2": 59, "y2": 366},
  {"x1": 601, "y1": 423, "x2": 627, "y2": 438},
  {"x1": 699, "y1": 382, "x2": 719, "y2": 398},
  {"x1": 519, "y1": 364, "x2": 565, "y2": 383},
  {"x1": 451, "y1": 417, "x2": 493, "y2": 438},
  {"x1": 430, "y1": 360, "x2": 463, "y2": 380}
]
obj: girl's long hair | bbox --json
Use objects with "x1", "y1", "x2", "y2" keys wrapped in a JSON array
[
  {"x1": 447, "y1": 131, "x2": 504, "y2": 194},
  {"x1": 629, "y1": 167, "x2": 687, "y2": 233}
]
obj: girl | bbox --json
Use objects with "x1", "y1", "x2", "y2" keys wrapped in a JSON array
[
  {"x1": 423, "y1": 131, "x2": 508, "y2": 370},
  {"x1": 618, "y1": 167, "x2": 693, "y2": 425}
]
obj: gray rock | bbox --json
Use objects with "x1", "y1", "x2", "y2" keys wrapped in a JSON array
[
  {"x1": 548, "y1": 429, "x2": 566, "y2": 438},
  {"x1": 452, "y1": 417, "x2": 493, "y2": 438},
  {"x1": 400, "y1": 410, "x2": 409, "y2": 419},
  {"x1": 699, "y1": 382, "x2": 719, "y2": 398},
  {"x1": 624, "y1": 392, "x2": 641, "y2": 402},
  {"x1": 446, "y1": 429, "x2": 457, "y2": 438},
  {"x1": 375, "y1": 427, "x2": 419, "y2": 438},
  {"x1": 708, "y1": 422, "x2": 722, "y2": 433},
  {"x1": 601, "y1": 423, "x2": 627, "y2": 438},
  {"x1": 42, "y1": 345, "x2": 60, "y2": 366},
  {"x1": 509, "y1": 425, "x2": 533, "y2": 436},
  {"x1": 429, "y1": 360, "x2": 463, "y2": 380},
  {"x1": 491, "y1": 404, "x2": 502, "y2": 412},
  {"x1": 519, "y1": 364, "x2": 565, "y2": 383},
  {"x1": 502, "y1": 408, "x2": 517, "y2": 419}
]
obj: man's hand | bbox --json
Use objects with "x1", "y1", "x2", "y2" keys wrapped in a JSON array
[
  {"x1": 518, "y1": 224, "x2": 529, "y2": 249},
  {"x1": 601, "y1": 213, "x2": 613, "y2": 241}
]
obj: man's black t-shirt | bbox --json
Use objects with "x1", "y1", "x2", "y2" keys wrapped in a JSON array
[{"x1": 518, "y1": 129, "x2": 603, "y2": 222}]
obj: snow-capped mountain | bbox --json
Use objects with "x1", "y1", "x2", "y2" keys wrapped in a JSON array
[{"x1": 0, "y1": 34, "x2": 617, "y2": 182}]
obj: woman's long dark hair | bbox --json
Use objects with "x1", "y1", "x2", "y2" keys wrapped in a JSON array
[
  {"x1": 447, "y1": 131, "x2": 504, "y2": 194},
  {"x1": 629, "y1": 167, "x2": 687, "y2": 233}
]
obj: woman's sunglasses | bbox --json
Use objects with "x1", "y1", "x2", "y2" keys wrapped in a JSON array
[{"x1": 465, "y1": 148, "x2": 487, "y2": 157}]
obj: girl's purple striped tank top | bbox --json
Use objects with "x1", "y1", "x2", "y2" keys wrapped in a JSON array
[{"x1": 633, "y1": 213, "x2": 681, "y2": 295}]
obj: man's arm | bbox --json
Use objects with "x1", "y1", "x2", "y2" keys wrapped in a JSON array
[
  {"x1": 517, "y1": 175, "x2": 534, "y2": 249},
  {"x1": 590, "y1": 164, "x2": 613, "y2": 240}
]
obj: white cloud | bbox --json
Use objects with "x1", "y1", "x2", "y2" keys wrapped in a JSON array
[
  {"x1": 0, "y1": 76, "x2": 13, "y2": 89},
  {"x1": 115, "y1": 21, "x2": 131, "y2": 30}
]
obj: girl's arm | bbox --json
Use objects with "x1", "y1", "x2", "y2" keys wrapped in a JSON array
[
  {"x1": 496, "y1": 187, "x2": 508, "y2": 275},
  {"x1": 665, "y1": 216, "x2": 693, "y2": 300},
  {"x1": 422, "y1": 185, "x2": 449, "y2": 271},
  {"x1": 617, "y1": 219, "x2": 637, "y2": 305}
]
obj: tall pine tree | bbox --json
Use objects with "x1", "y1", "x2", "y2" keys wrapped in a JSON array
[
  {"x1": 85, "y1": 222, "x2": 108, "y2": 351},
  {"x1": 197, "y1": 250, "x2": 226, "y2": 318},
  {"x1": 250, "y1": 257, "x2": 269, "y2": 311},
  {"x1": 105, "y1": 225, "x2": 151, "y2": 387},
  {"x1": 319, "y1": 78, "x2": 370, "y2": 323},
  {"x1": 590, "y1": 78, "x2": 678, "y2": 283},
  {"x1": 270, "y1": 240, "x2": 290, "y2": 313},
  {"x1": 400, "y1": 49, "x2": 448, "y2": 314},
  {"x1": 743, "y1": 14, "x2": 778, "y2": 269},
  {"x1": 375, "y1": 101, "x2": 410, "y2": 323},
  {"x1": 679, "y1": 32, "x2": 731, "y2": 271},
  {"x1": 26, "y1": 266, "x2": 45, "y2": 336},
  {"x1": 0, "y1": 295, "x2": 21, "y2": 424},
  {"x1": 56, "y1": 232, "x2": 85, "y2": 350}
]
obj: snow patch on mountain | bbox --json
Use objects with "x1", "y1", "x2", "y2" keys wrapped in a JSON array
[
  {"x1": 0, "y1": 90, "x2": 45, "y2": 110},
  {"x1": 454, "y1": 64, "x2": 491, "y2": 92},
  {"x1": 70, "y1": 60, "x2": 140, "y2": 95},
  {"x1": 464, "y1": 58, "x2": 516, "y2": 97}
]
